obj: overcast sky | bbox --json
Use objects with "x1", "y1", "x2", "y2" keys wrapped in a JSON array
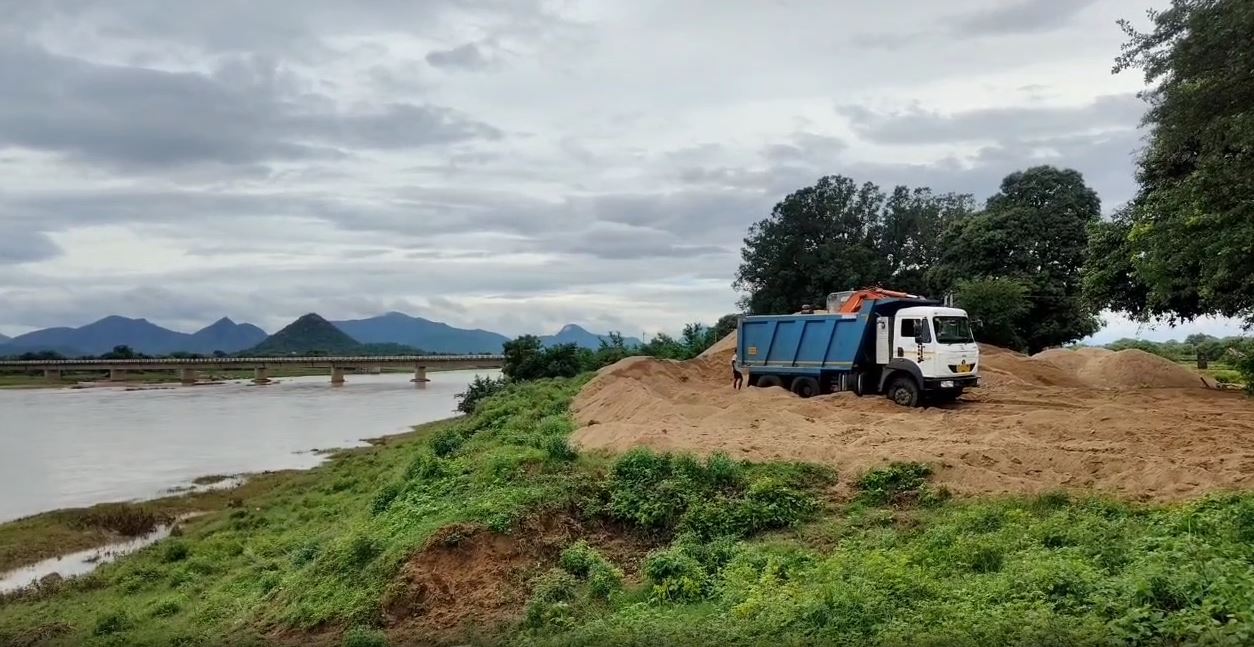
[{"x1": 0, "y1": 0, "x2": 1243, "y2": 343}]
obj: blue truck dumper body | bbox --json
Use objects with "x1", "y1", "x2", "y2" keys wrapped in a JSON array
[
  {"x1": 735, "y1": 294, "x2": 980, "y2": 406},
  {"x1": 738, "y1": 298, "x2": 921, "y2": 377}
]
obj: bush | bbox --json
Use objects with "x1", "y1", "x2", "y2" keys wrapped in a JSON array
[
  {"x1": 370, "y1": 482, "x2": 402, "y2": 515},
  {"x1": 856, "y1": 462, "x2": 934, "y2": 505},
  {"x1": 342, "y1": 626, "x2": 389, "y2": 647},
  {"x1": 404, "y1": 450, "x2": 446, "y2": 481},
  {"x1": 606, "y1": 449, "x2": 821, "y2": 539},
  {"x1": 644, "y1": 546, "x2": 708, "y2": 602},
  {"x1": 92, "y1": 610, "x2": 133, "y2": 636},
  {"x1": 148, "y1": 597, "x2": 184, "y2": 618},
  {"x1": 556, "y1": 541, "x2": 623, "y2": 602},
  {"x1": 161, "y1": 540, "x2": 190, "y2": 563},
  {"x1": 1234, "y1": 343, "x2": 1254, "y2": 394},
  {"x1": 525, "y1": 568, "x2": 582, "y2": 629},
  {"x1": 559, "y1": 541, "x2": 602, "y2": 578},
  {"x1": 455, "y1": 374, "x2": 509, "y2": 414}
]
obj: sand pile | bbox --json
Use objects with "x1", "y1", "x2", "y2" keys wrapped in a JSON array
[
  {"x1": 978, "y1": 344, "x2": 1087, "y2": 389},
  {"x1": 1032, "y1": 348, "x2": 1214, "y2": 389},
  {"x1": 573, "y1": 334, "x2": 1252, "y2": 501}
]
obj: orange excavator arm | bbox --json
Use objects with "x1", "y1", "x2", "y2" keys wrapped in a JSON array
[{"x1": 834, "y1": 288, "x2": 923, "y2": 314}]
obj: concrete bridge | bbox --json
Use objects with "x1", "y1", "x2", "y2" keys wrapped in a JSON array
[{"x1": 0, "y1": 355, "x2": 504, "y2": 385}]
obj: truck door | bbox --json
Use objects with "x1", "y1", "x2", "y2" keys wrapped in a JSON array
[
  {"x1": 895, "y1": 317, "x2": 931, "y2": 371},
  {"x1": 875, "y1": 316, "x2": 891, "y2": 365}
]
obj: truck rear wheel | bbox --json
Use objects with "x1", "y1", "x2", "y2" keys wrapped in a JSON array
[
  {"x1": 756, "y1": 375, "x2": 784, "y2": 390},
  {"x1": 791, "y1": 377, "x2": 820, "y2": 398},
  {"x1": 886, "y1": 376, "x2": 920, "y2": 408}
]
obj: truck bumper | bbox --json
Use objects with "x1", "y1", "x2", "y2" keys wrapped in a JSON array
[{"x1": 924, "y1": 376, "x2": 979, "y2": 390}]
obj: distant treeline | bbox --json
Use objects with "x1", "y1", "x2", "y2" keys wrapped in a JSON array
[{"x1": 1103, "y1": 334, "x2": 1252, "y2": 364}]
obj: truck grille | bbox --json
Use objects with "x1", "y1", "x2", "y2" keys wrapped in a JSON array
[{"x1": 948, "y1": 363, "x2": 977, "y2": 374}]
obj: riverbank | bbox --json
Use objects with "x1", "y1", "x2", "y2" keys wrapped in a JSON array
[
  {"x1": 2, "y1": 377, "x2": 1253, "y2": 646},
  {"x1": 0, "y1": 421, "x2": 446, "y2": 575}
]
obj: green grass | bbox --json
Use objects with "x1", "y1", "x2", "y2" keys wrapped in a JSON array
[{"x1": 3, "y1": 376, "x2": 1254, "y2": 646}]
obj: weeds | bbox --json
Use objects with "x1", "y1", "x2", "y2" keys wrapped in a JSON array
[{"x1": 855, "y1": 462, "x2": 933, "y2": 505}]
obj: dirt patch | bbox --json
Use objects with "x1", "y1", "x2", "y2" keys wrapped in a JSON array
[
  {"x1": 573, "y1": 335, "x2": 1254, "y2": 501},
  {"x1": 381, "y1": 516, "x2": 654, "y2": 644}
]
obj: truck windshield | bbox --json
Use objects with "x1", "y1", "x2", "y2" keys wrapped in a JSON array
[{"x1": 933, "y1": 316, "x2": 974, "y2": 344}]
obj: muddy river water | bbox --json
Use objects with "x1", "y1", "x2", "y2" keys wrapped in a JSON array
[{"x1": 0, "y1": 370, "x2": 498, "y2": 523}]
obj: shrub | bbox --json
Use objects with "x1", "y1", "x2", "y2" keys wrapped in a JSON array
[
  {"x1": 370, "y1": 482, "x2": 402, "y2": 515},
  {"x1": 525, "y1": 568, "x2": 582, "y2": 629},
  {"x1": 148, "y1": 597, "x2": 184, "y2": 618},
  {"x1": 856, "y1": 462, "x2": 934, "y2": 505},
  {"x1": 92, "y1": 610, "x2": 133, "y2": 636},
  {"x1": 606, "y1": 449, "x2": 687, "y2": 529},
  {"x1": 342, "y1": 626, "x2": 389, "y2": 647},
  {"x1": 430, "y1": 426, "x2": 467, "y2": 457},
  {"x1": 586, "y1": 561, "x2": 624, "y2": 600},
  {"x1": 161, "y1": 540, "x2": 190, "y2": 563},
  {"x1": 644, "y1": 546, "x2": 708, "y2": 602},
  {"x1": 540, "y1": 435, "x2": 578, "y2": 462},
  {"x1": 455, "y1": 375, "x2": 509, "y2": 414},
  {"x1": 71, "y1": 504, "x2": 161, "y2": 536},
  {"x1": 404, "y1": 450, "x2": 445, "y2": 481},
  {"x1": 559, "y1": 541, "x2": 601, "y2": 578}
]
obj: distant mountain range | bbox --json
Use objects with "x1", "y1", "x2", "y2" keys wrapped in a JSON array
[
  {"x1": 0, "y1": 313, "x2": 638, "y2": 357},
  {"x1": 0, "y1": 316, "x2": 266, "y2": 356},
  {"x1": 248, "y1": 314, "x2": 361, "y2": 356},
  {"x1": 332, "y1": 312, "x2": 508, "y2": 354},
  {"x1": 540, "y1": 324, "x2": 642, "y2": 349}
]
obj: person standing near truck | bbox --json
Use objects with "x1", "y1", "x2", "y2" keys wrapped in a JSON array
[{"x1": 731, "y1": 352, "x2": 743, "y2": 390}]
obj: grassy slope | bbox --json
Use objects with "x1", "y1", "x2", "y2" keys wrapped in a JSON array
[{"x1": 2, "y1": 377, "x2": 1253, "y2": 646}]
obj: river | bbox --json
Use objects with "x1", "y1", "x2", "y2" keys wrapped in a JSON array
[{"x1": 0, "y1": 370, "x2": 498, "y2": 523}]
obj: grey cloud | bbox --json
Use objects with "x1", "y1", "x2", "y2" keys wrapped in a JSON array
[
  {"x1": 953, "y1": 0, "x2": 1099, "y2": 36},
  {"x1": 524, "y1": 221, "x2": 731, "y2": 260},
  {"x1": 839, "y1": 94, "x2": 1144, "y2": 144},
  {"x1": 426, "y1": 42, "x2": 491, "y2": 70},
  {"x1": 0, "y1": 41, "x2": 499, "y2": 169},
  {"x1": 0, "y1": 228, "x2": 61, "y2": 264},
  {"x1": 2, "y1": 1, "x2": 560, "y2": 59}
]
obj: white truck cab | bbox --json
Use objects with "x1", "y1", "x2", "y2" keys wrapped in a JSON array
[{"x1": 873, "y1": 305, "x2": 979, "y2": 404}]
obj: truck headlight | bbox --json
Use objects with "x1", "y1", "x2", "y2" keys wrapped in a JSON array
[{"x1": 940, "y1": 380, "x2": 955, "y2": 388}]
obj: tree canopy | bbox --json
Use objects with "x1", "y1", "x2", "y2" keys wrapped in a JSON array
[
  {"x1": 930, "y1": 166, "x2": 1102, "y2": 353},
  {"x1": 1087, "y1": 0, "x2": 1254, "y2": 323},
  {"x1": 734, "y1": 175, "x2": 973, "y2": 314}
]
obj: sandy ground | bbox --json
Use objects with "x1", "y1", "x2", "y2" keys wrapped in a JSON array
[{"x1": 572, "y1": 335, "x2": 1254, "y2": 501}]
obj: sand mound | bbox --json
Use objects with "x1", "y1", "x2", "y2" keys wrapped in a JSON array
[
  {"x1": 1029, "y1": 347, "x2": 1214, "y2": 389},
  {"x1": 573, "y1": 335, "x2": 1251, "y2": 501},
  {"x1": 978, "y1": 344, "x2": 1087, "y2": 389}
]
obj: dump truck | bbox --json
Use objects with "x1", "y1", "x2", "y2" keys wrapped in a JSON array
[{"x1": 735, "y1": 288, "x2": 979, "y2": 406}]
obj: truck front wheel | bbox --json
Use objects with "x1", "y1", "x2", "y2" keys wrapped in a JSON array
[
  {"x1": 791, "y1": 377, "x2": 821, "y2": 398},
  {"x1": 886, "y1": 376, "x2": 920, "y2": 408}
]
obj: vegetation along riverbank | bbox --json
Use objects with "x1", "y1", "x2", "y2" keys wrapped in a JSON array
[{"x1": 3, "y1": 376, "x2": 1254, "y2": 646}]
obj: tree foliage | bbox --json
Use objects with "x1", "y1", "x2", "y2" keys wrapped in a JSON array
[
  {"x1": 931, "y1": 166, "x2": 1102, "y2": 352},
  {"x1": 502, "y1": 335, "x2": 583, "y2": 381},
  {"x1": 952, "y1": 278, "x2": 1030, "y2": 350},
  {"x1": 734, "y1": 175, "x2": 972, "y2": 313},
  {"x1": 1090, "y1": 0, "x2": 1254, "y2": 323}
]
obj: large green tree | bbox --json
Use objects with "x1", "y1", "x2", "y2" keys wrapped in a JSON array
[
  {"x1": 1088, "y1": 0, "x2": 1254, "y2": 323},
  {"x1": 931, "y1": 166, "x2": 1102, "y2": 353},
  {"x1": 734, "y1": 175, "x2": 971, "y2": 313}
]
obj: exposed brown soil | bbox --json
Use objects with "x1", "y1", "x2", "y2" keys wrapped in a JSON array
[
  {"x1": 573, "y1": 335, "x2": 1254, "y2": 501},
  {"x1": 380, "y1": 516, "x2": 654, "y2": 646}
]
